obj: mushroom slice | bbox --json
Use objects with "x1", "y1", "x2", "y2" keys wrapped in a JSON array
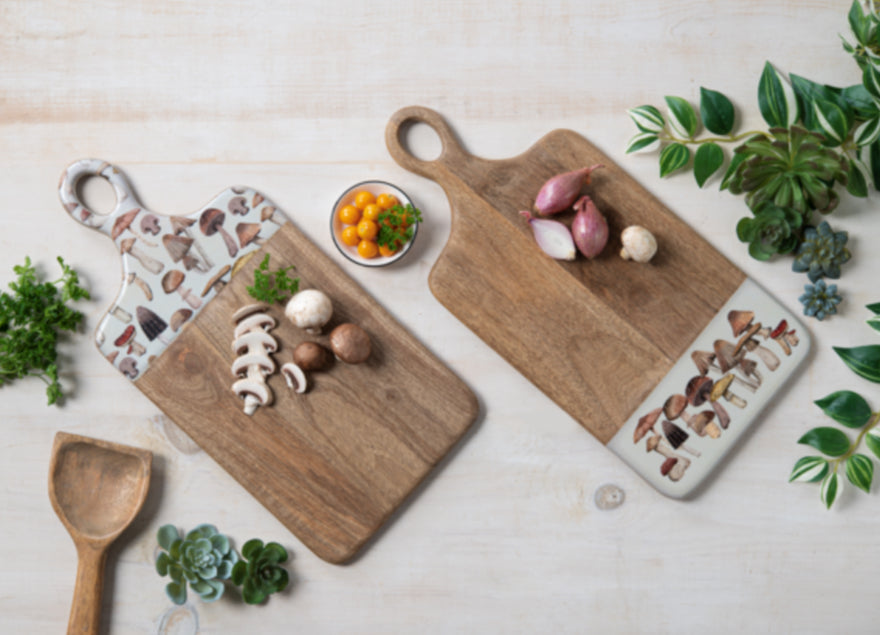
[
  {"x1": 231, "y1": 353, "x2": 276, "y2": 377},
  {"x1": 232, "y1": 330, "x2": 279, "y2": 356},
  {"x1": 233, "y1": 313, "x2": 277, "y2": 339},
  {"x1": 280, "y1": 362, "x2": 307, "y2": 393},
  {"x1": 232, "y1": 379, "x2": 273, "y2": 415}
]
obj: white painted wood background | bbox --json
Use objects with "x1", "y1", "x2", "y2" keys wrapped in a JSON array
[{"x1": 2, "y1": 1, "x2": 878, "y2": 633}]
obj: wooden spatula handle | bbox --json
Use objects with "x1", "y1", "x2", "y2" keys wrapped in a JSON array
[
  {"x1": 67, "y1": 542, "x2": 108, "y2": 635},
  {"x1": 385, "y1": 106, "x2": 470, "y2": 184}
]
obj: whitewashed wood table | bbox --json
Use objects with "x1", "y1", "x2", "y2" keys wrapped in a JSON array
[{"x1": 2, "y1": 1, "x2": 878, "y2": 633}]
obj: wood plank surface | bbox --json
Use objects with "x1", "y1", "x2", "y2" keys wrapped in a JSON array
[
  {"x1": 387, "y1": 107, "x2": 745, "y2": 443},
  {"x1": 138, "y1": 221, "x2": 478, "y2": 563}
]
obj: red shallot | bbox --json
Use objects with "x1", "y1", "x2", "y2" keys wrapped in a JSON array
[
  {"x1": 520, "y1": 211, "x2": 575, "y2": 261},
  {"x1": 534, "y1": 164, "x2": 603, "y2": 215},
  {"x1": 571, "y1": 195, "x2": 608, "y2": 258}
]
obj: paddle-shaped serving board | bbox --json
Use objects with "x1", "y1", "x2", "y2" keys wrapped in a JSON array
[
  {"x1": 386, "y1": 106, "x2": 809, "y2": 497},
  {"x1": 59, "y1": 159, "x2": 477, "y2": 563}
]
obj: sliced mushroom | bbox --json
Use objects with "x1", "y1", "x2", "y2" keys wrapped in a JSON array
[
  {"x1": 280, "y1": 362, "x2": 307, "y2": 393},
  {"x1": 231, "y1": 304, "x2": 278, "y2": 415}
]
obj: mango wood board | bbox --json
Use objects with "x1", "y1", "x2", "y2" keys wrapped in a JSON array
[
  {"x1": 386, "y1": 107, "x2": 809, "y2": 496},
  {"x1": 58, "y1": 159, "x2": 478, "y2": 564}
]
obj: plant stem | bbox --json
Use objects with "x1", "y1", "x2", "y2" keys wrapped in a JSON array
[
  {"x1": 660, "y1": 130, "x2": 769, "y2": 146},
  {"x1": 829, "y1": 411, "x2": 880, "y2": 473}
]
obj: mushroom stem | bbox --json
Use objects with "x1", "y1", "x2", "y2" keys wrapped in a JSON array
[
  {"x1": 218, "y1": 226, "x2": 238, "y2": 257},
  {"x1": 121, "y1": 239, "x2": 164, "y2": 275},
  {"x1": 176, "y1": 286, "x2": 202, "y2": 309},
  {"x1": 710, "y1": 400, "x2": 731, "y2": 429},
  {"x1": 110, "y1": 305, "x2": 132, "y2": 323},
  {"x1": 747, "y1": 340, "x2": 781, "y2": 371},
  {"x1": 126, "y1": 272, "x2": 153, "y2": 301}
]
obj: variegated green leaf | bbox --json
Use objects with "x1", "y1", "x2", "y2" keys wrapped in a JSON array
[
  {"x1": 854, "y1": 116, "x2": 880, "y2": 146},
  {"x1": 845, "y1": 454, "x2": 874, "y2": 493},
  {"x1": 659, "y1": 143, "x2": 690, "y2": 177},
  {"x1": 867, "y1": 315, "x2": 880, "y2": 332},
  {"x1": 758, "y1": 62, "x2": 798, "y2": 128},
  {"x1": 789, "y1": 456, "x2": 830, "y2": 483},
  {"x1": 849, "y1": 0, "x2": 874, "y2": 46},
  {"x1": 820, "y1": 471, "x2": 841, "y2": 509},
  {"x1": 865, "y1": 428, "x2": 880, "y2": 460},
  {"x1": 847, "y1": 158, "x2": 869, "y2": 198},
  {"x1": 812, "y1": 99, "x2": 849, "y2": 144},
  {"x1": 627, "y1": 105, "x2": 665, "y2": 133},
  {"x1": 665, "y1": 96, "x2": 698, "y2": 138},
  {"x1": 625, "y1": 132, "x2": 660, "y2": 154},
  {"x1": 834, "y1": 345, "x2": 880, "y2": 383},
  {"x1": 858, "y1": 138, "x2": 880, "y2": 190},
  {"x1": 863, "y1": 63, "x2": 880, "y2": 101}
]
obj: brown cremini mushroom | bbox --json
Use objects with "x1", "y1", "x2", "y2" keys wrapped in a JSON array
[
  {"x1": 293, "y1": 341, "x2": 333, "y2": 372},
  {"x1": 329, "y1": 323, "x2": 371, "y2": 364}
]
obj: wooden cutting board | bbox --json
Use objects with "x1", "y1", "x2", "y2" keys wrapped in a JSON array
[
  {"x1": 58, "y1": 159, "x2": 478, "y2": 564},
  {"x1": 386, "y1": 106, "x2": 809, "y2": 497}
]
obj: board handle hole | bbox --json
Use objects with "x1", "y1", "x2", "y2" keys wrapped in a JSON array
[
  {"x1": 76, "y1": 174, "x2": 117, "y2": 217},
  {"x1": 400, "y1": 121, "x2": 442, "y2": 162}
]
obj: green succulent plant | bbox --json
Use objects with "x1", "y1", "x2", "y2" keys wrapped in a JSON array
[
  {"x1": 726, "y1": 126, "x2": 849, "y2": 216},
  {"x1": 155, "y1": 524, "x2": 239, "y2": 605},
  {"x1": 736, "y1": 202, "x2": 802, "y2": 261},
  {"x1": 791, "y1": 221, "x2": 851, "y2": 282},
  {"x1": 231, "y1": 539, "x2": 290, "y2": 605},
  {"x1": 799, "y1": 279, "x2": 843, "y2": 321}
]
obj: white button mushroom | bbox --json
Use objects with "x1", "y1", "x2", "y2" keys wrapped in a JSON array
[
  {"x1": 284, "y1": 289, "x2": 333, "y2": 334},
  {"x1": 619, "y1": 225, "x2": 657, "y2": 263}
]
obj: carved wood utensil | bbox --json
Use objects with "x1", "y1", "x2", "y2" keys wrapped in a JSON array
[{"x1": 48, "y1": 431, "x2": 152, "y2": 635}]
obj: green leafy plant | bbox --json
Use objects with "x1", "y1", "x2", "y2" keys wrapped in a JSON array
[
  {"x1": 231, "y1": 539, "x2": 290, "y2": 604},
  {"x1": 790, "y1": 303, "x2": 880, "y2": 508},
  {"x1": 377, "y1": 203, "x2": 422, "y2": 250},
  {"x1": 156, "y1": 524, "x2": 238, "y2": 605},
  {"x1": 0, "y1": 256, "x2": 89, "y2": 405},
  {"x1": 156, "y1": 524, "x2": 291, "y2": 606},
  {"x1": 625, "y1": 1, "x2": 880, "y2": 319},
  {"x1": 246, "y1": 254, "x2": 299, "y2": 304}
]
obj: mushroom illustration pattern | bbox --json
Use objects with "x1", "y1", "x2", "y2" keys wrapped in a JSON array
[
  {"x1": 630, "y1": 306, "x2": 802, "y2": 484},
  {"x1": 58, "y1": 158, "x2": 287, "y2": 381}
]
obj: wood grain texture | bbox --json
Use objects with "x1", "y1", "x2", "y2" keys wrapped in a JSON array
[
  {"x1": 387, "y1": 107, "x2": 746, "y2": 444},
  {"x1": 137, "y1": 221, "x2": 478, "y2": 564}
]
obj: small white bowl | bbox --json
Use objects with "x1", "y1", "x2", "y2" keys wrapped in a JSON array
[{"x1": 330, "y1": 181, "x2": 418, "y2": 267}]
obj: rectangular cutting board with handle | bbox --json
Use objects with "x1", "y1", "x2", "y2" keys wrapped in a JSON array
[
  {"x1": 386, "y1": 106, "x2": 809, "y2": 497},
  {"x1": 58, "y1": 158, "x2": 478, "y2": 564}
]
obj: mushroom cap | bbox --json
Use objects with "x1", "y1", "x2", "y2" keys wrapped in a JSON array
[
  {"x1": 163, "y1": 234, "x2": 193, "y2": 262},
  {"x1": 660, "y1": 456, "x2": 678, "y2": 477},
  {"x1": 162, "y1": 269, "x2": 185, "y2": 293},
  {"x1": 119, "y1": 237, "x2": 136, "y2": 253},
  {"x1": 202, "y1": 264, "x2": 231, "y2": 297},
  {"x1": 728, "y1": 310, "x2": 755, "y2": 337},
  {"x1": 118, "y1": 356, "x2": 139, "y2": 379},
  {"x1": 199, "y1": 208, "x2": 225, "y2": 235},
  {"x1": 252, "y1": 192, "x2": 264, "y2": 207},
  {"x1": 114, "y1": 324, "x2": 136, "y2": 347},
  {"x1": 280, "y1": 362, "x2": 307, "y2": 393},
  {"x1": 770, "y1": 319, "x2": 788, "y2": 339},
  {"x1": 620, "y1": 225, "x2": 657, "y2": 262},
  {"x1": 633, "y1": 407, "x2": 662, "y2": 443},
  {"x1": 228, "y1": 196, "x2": 249, "y2": 215},
  {"x1": 646, "y1": 434, "x2": 661, "y2": 452},
  {"x1": 710, "y1": 374, "x2": 735, "y2": 401},
  {"x1": 738, "y1": 357, "x2": 759, "y2": 377},
  {"x1": 232, "y1": 302, "x2": 270, "y2": 324},
  {"x1": 170, "y1": 308, "x2": 193, "y2": 331},
  {"x1": 136, "y1": 305, "x2": 168, "y2": 340},
  {"x1": 329, "y1": 323, "x2": 371, "y2": 364},
  {"x1": 293, "y1": 341, "x2": 333, "y2": 372},
  {"x1": 140, "y1": 214, "x2": 161, "y2": 235},
  {"x1": 663, "y1": 394, "x2": 688, "y2": 420},
  {"x1": 235, "y1": 222, "x2": 262, "y2": 248},
  {"x1": 685, "y1": 375, "x2": 713, "y2": 406},
  {"x1": 169, "y1": 216, "x2": 196, "y2": 233},
  {"x1": 733, "y1": 322, "x2": 762, "y2": 356},
  {"x1": 285, "y1": 289, "x2": 333, "y2": 333},
  {"x1": 691, "y1": 350, "x2": 715, "y2": 375},
  {"x1": 662, "y1": 419, "x2": 688, "y2": 449},
  {"x1": 111, "y1": 209, "x2": 140, "y2": 240},
  {"x1": 713, "y1": 340, "x2": 738, "y2": 372},
  {"x1": 687, "y1": 410, "x2": 715, "y2": 435},
  {"x1": 261, "y1": 206, "x2": 277, "y2": 221},
  {"x1": 232, "y1": 378, "x2": 273, "y2": 408}
]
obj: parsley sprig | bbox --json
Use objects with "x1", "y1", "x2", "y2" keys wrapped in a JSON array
[
  {"x1": 246, "y1": 254, "x2": 299, "y2": 304},
  {"x1": 377, "y1": 204, "x2": 422, "y2": 249},
  {"x1": 0, "y1": 256, "x2": 90, "y2": 405}
]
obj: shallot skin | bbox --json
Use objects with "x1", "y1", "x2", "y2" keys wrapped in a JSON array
[
  {"x1": 520, "y1": 210, "x2": 576, "y2": 261},
  {"x1": 571, "y1": 195, "x2": 608, "y2": 258},
  {"x1": 534, "y1": 164, "x2": 603, "y2": 215}
]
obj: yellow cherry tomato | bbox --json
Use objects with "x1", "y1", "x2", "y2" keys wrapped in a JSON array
[
  {"x1": 340, "y1": 225, "x2": 360, "y2": 247},
  {"x1": 378, "y1": 242, "x2": 398, "y2": 257},
  {"x1": 362, "y1": 203, "x2": 382, "y2": 222},
  {"x1": 376, "y1": 193, "x2": 399, "y2": 209},
  {"x1": 338, "y1": 204, "x2": 360, "y2": 225},
  {"x1": 353, "y1": 190, "x2": 375, "y2": 210},
  {"x1": 357, "y1": 239, "x2": 378, "y2": 258},
  {"x1": 356, "y1": 219, "x2": 379, "y2": 241}
]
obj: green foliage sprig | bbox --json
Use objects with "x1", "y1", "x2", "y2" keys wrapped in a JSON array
[
  {"x1": 377, "y1": 203, "x2": 422, "y2": 249},
  {"x1": 0, "y1": 256, "x2": 89, "y2": 405},
  {"x1": 246, "y1": 254, "x2": 299, "y2": 305},
  {"x1": 156, "y1": 524, "x2": 290, "y2": 606},
  {"x1": 625, "y1": 1, "x2": 880, "y2": 319},
  {"x1": 790, "y1": 303, "x2": 880, "y2": 508}
]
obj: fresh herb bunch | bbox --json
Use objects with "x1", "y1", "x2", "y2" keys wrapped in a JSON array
[
  {"x1": 246, "y1": 254, "x2": 299, "y2": 304},
  {"x1": 231, "y1": 539, "x2": 289, "y2": 604},
  {"x1": 625, "y1": 0, "x2": 880, "y2": 319},
  {"x1": 377, "y1": 203, "x2": 422, "y2": 249},
  {"x1": 790, "y1": 303, "x2": 880, "y2": 508},
  {"x1": 156, "y1": 524, "x2": 291, "y2": 606},
  {"x1": 0, "y1": 256, "x2": 89, "y2": 405}
]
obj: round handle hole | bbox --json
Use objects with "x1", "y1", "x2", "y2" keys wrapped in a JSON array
[
  {"x1": 76, "y1": 174, "x2": 117, "y2": 216},
  {"x1": 400, "y1": 121, "x2": 442, "y2": 162}
]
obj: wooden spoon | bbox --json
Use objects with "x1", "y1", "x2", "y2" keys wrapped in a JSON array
[{"x1": 48, "y1": 431, "x2": 152, "y2": 635}]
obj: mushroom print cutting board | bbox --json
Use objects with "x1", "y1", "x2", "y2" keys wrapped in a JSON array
[
  {"x1": 58, "y1": 159, "x2": 478, "y2": 564},
  {"x1": 386, "y1": 106, "x2": 810, "y2": 498}
]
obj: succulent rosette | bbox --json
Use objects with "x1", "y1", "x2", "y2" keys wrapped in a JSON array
[
  {"x1": 736, "y1": 202, "x2": 802, "y2": 261},
  {"x1": 792, "y1": 221, "x2": 851, "y2": 282},
  {"x1": 155, "y1": 524, "x2": 239, "y2": 605},
  {"x1": 231, "y1": 539, "x2": 290, "y2": 605}
]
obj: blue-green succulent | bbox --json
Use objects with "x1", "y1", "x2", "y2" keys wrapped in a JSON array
[
  {"x1": 799, "y1": 279, "x2": 842, "y2": 321},
  {"x1": 231, "y1": 539, "x2": 290, "y2": 604},
  {"x1": 155, "y1": 524, "x2": 239, "y2": 605},
  {"x1": 792, "y1": 221, "x2": 851, "y2": 282}
]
